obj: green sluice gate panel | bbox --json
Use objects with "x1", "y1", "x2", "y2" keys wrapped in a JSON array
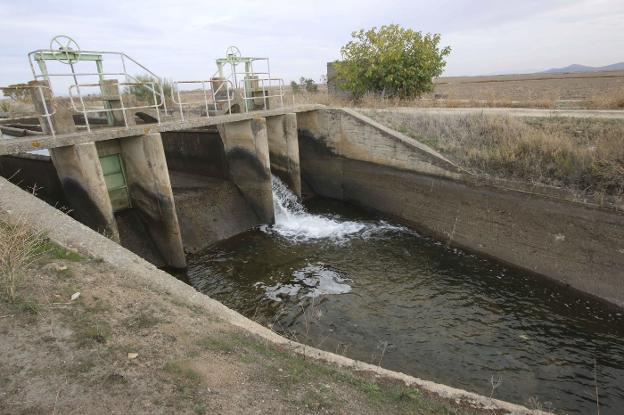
[{"x1": 100, "y1": 154, "x2": 131, "y2": 212}]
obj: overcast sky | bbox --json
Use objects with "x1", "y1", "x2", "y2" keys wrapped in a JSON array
[{"x1": 1, "y1": 0, "x2": 623, "y2": 86}]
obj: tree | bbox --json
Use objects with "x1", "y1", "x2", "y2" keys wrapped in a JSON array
[
  {"x1": 1, "y1": 84, "x2": 31, "y2": 101},
  {"x1": 290, "y1": 80, "x2": 301, "y2": 93},
  {"x1": 301, "y1": 77, "x2": 318, "y2": 93},
  {"x1": 291, "y1": 77, "x2": 318, "y2": 94},
  {"x1": 334, "y1": 25, "x2": 451, "y2": 99},
  {"x1": 124, "y1": 75, "x2": 173, "y2": 107}
]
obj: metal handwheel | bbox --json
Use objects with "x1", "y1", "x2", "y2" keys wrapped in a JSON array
[
  {"x1": 225, "y1": 46, "x2": 242, "y2": 61},
  {"x1": 49, "y1": 35, "x2": 81, "y2": 64}
]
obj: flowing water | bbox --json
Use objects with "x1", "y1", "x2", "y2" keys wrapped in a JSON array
[{"x1": 188, "y1": 176, "x2": 624, "y2": 414}]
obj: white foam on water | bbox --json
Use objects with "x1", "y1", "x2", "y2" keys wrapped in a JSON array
[
  {"x1": 256, "y1": 263, "x2": 352, "y2": 302},
  {"x1": 257, "y1": 176, "x2": 409, "y2": 301},
  {"x1": 293, "y1": 264, "x2": 352, "y2": 297},
  {"x1": 263, "y1": 175, "x2": 406, "y2": 243}
]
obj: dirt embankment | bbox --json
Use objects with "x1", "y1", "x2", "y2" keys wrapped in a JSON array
[{"x1": 0, "y1": 241, "x2": 493, "y2": 415}]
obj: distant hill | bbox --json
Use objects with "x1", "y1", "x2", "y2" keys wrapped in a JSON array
[{"x1": 541, "y1": 62, "x2": 624, "y2": 74}]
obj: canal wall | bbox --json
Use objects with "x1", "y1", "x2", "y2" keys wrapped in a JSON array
[
  {"x1": 162, "y1": 129, "x2": 251, "y2": 252},
  {"x1": 297, "y1": 108, "x2": 624, "y2": 308},
  {"x1": 0, "y1": 154, "x2": 66, "y2": 206},
  {"x1": 161, "y1": 128, "x2": 228, "y2": 179}
]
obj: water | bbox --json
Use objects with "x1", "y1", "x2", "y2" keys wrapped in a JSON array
[{"x1": 188, "y1": 176, "x2": 624, "y2": 414}]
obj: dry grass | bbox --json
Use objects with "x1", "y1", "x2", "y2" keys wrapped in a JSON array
[
  {"x1": 0, "y1": 100, "x2": 12, "y2": 113},
  {"x1": 290, "y1": 88, "x2": 624, "y2": 110},
  {"x1": 587, "y1": 90, "x2": 624, "y2": 109},
  {"x1": 0, "y1": 218, "x2": 46, "y2": 301},
  {"x1": 288, "y1": 89, "x2": 561, "y2": 109},
  {"x1": 364, "y1": 110, "x2": 624, "y2": 198}
]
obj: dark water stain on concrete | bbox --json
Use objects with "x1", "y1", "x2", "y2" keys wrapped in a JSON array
[
  {"x1": 61, "y1": 177, "x2": 112, "y2": 234},
  {"x1": 226, "y1": 147, "x2": 270, "y2": 181}
]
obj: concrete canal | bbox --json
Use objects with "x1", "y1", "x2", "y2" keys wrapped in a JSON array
[{"x1": 187, "y1": 176, "x2": 624, "y2": 415}]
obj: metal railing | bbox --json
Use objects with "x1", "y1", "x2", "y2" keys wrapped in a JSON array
[
  {"x1": 68, "y1": 81, "x2": 163, "y2": 132},
  {"x1": 0, "y1": 84, "x2": 57, "y2": 136},
  {"x1": 9, "y1": 39, "x2": 289, "y2": 137},
  {"x1": 171, "y1": 79, "x2": 236, "y2": 121},
  {"x1": 28, "y1": 48, "x2": 169, "y2": 116},
  {"x1": 241, "y1": 77, "x2": 285, "y2": 111}
]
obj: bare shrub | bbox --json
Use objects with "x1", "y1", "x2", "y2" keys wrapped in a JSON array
[
  {"x1": 0, "y1": 100, "x2": 11, "y2": 113},
  {"x1": 0, "y1": 218, "x2": 46, "y2": 302}
]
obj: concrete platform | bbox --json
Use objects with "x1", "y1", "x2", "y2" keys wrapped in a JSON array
[{"x1": 0, "y1": 105, "x2": 324, "y2": 156}]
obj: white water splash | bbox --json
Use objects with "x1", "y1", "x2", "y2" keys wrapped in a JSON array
[
  {"x1": 263, "y1": 175, "x2": 405, "y2": 243},
  {"x1": 256, "y1": 263, "x2": 352, "y2": 301}
]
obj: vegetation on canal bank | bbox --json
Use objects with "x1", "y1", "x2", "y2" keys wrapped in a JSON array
[{"x1": 363, "y1": 110, "x2": 624, "y2": 202}]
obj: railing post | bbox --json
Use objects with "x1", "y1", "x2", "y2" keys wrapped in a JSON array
[
  {"x1": 100, "y1": 79, "x2": 133, "y2": 127},
  {"x1": 28, "y1": 80, "x2": 76, "y2": 136}
]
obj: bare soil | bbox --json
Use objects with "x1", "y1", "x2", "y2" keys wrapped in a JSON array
[
  {"x1": 431, "y1": 71, "x2": 624, "y2": 105},
  {"x1": 0, "y1": 244, "x2": 486, "y2": 415}
]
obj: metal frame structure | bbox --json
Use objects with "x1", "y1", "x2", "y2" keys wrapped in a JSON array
[
  {"x1": 213, "y1": 46, "x2": 283, "y2": 112},
  {"x1": 241, "y1": 77, "x2": 285, "y2": 111},
  {"x1": 170, "y1": 79, "x2": 235, "y2": 121},
  {"x1": 27, "y1": 35, "x2": 168, "y2": 132},
  {"x1": 1, "y1": 36, "x2": 288, "y2": 137},
  {"x1": 68, "y1": 81, "x2": 162, "y2": 131}
]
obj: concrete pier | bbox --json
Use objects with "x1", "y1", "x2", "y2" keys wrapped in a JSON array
[
  {"x1": 120, "y1": 133, "x2": 186, "y2": 268},
  {"x1": 218, "y1": 117, "x2": 274, "y2": 223},
  {"x1": 266, "y1": 113, "x2": 301, "y2": 197},
  {"x1": 29, "y1": 80, "x2": 119, "y2": 239},
  {"x1": 51, "y1": 143, "x2": 119, "y2": 239}
]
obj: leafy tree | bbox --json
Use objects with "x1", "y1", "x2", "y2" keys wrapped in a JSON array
[
  {"x1": 334, "y1": 24, "x2": 451, "y2": 99},
  {"x1": 290, "y1": 80, "x2": 301, "y2": 93},
  {"x1": 291, "y1": 77, "x2": 318, "y2": 94},
  {"x1": 301, "y1": 77, "x2": 318, "y2": 93}
]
